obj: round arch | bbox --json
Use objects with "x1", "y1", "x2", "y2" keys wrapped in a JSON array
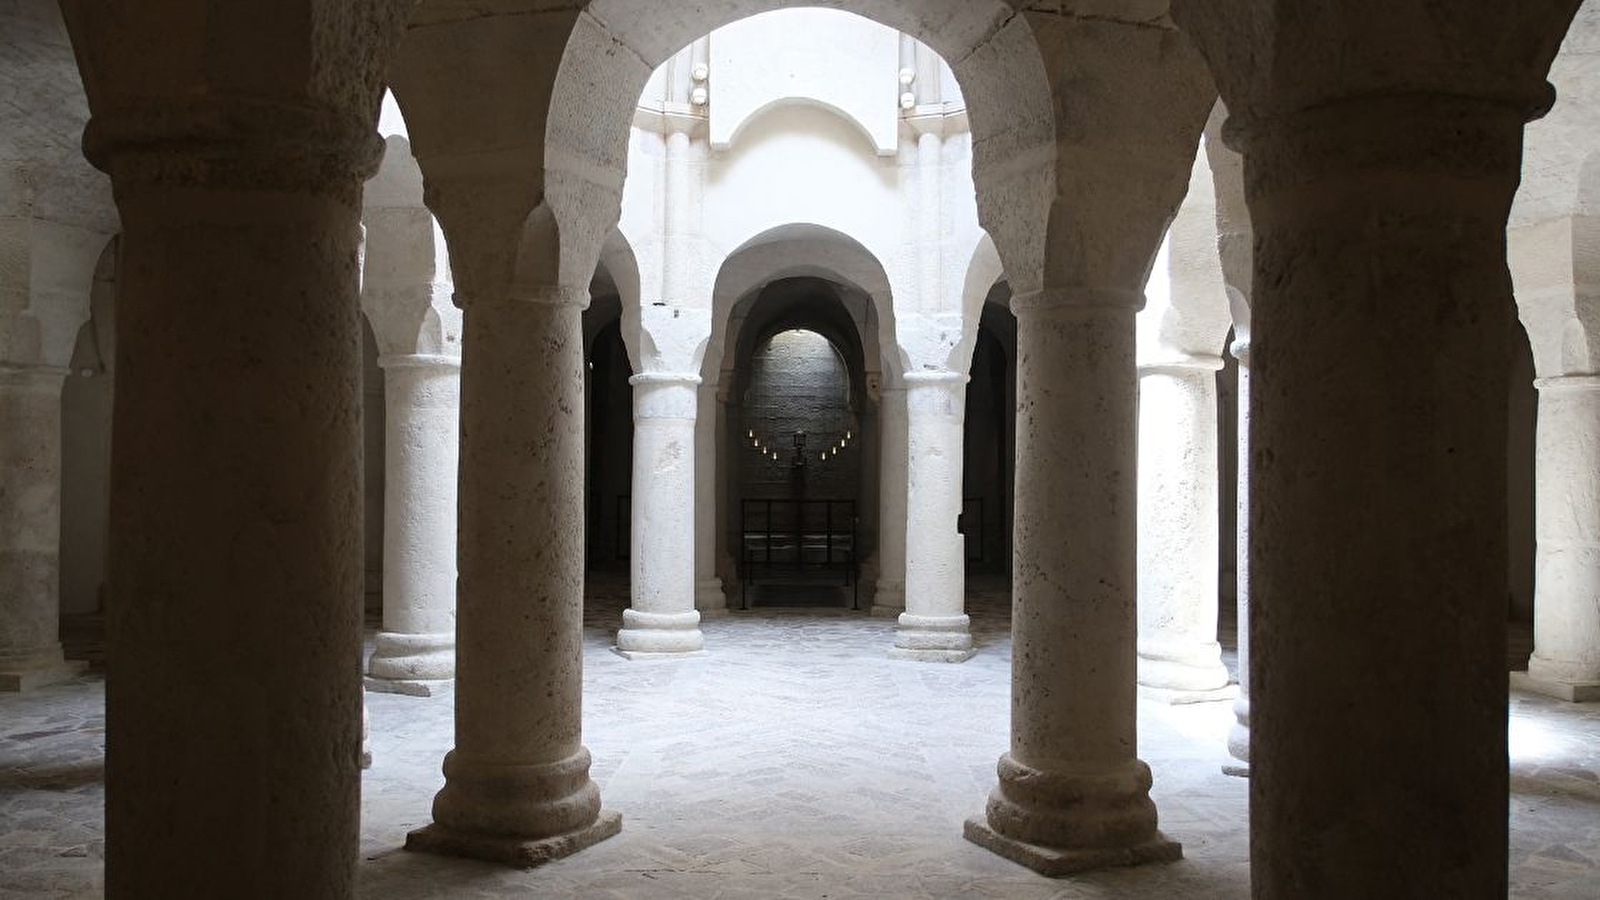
[{"x1": 544, "y1": 1, "x2": 1055, "y2": 298}]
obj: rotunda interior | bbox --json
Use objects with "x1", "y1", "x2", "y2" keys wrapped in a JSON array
[{"x1": 2, "y1": 2, "x2": 1599, "y2": 898}]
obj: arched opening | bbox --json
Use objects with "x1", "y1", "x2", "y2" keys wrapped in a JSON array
[
  {"x1": 360, "y1": 314, "x2": 385, "y2": 618},
  {"x1": 583, "y1": 299, "x2": 635, "y2": 575},
  {"x1": 59, "y1": 237, "x2": 118, "y2": 664},
  {"x1": 962, "y1": 285, "x2": 1016, "y2": 576},
  {"x1": 1508, "y1": 314, "x2": 1538, "y2": 652},
  {"x1": 725, "y1": 278, "x2": 869, "y2": 608}
]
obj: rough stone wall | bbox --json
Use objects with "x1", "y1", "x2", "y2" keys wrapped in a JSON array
[{"x1": 740, "y1": 330, "x2": 860, "y2": 513}]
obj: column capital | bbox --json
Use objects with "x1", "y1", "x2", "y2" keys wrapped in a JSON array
[
  {"x1": 1228, "y1": 334, "x2": 1252, "y2": 367},
  {"x1": 902, "y1": 369, "x2": 969, "y2": 387},
  {"x1": 1139, "y1": 354, "x2": 1224, "y2": 376},
  {"x1": 1223, "y1": 92, "x2": 1533, "y2": 213},
  {"x1": 0, "y1": 362, "x2": 71, "y2": 385},
  {"x1": 631, "y1": 372, "x2": 699, "y2": 420},
  {"x1": 629, "y1": 371, "x2": 702, "y2": 387},
  {"x1": 1534, "y1": 374, "x2": 1600, "y2": 393},
  {"x1": 82, "y1": 100, "x2": 385, "y2": 205},
  {"x1": 453, "y1": 285, "x2": 587, "y2": 311},
  {"x1": 1012, "y1": 287, "x2": 1145, "y2": 317},
  {"x1": 378, "y1": 353, "x2": 462, "y2": 372}
]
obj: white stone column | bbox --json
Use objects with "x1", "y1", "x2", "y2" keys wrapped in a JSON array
[
  {"x1": 966, "y1": 287, "x2": 1177, "y2": 874},
  {"x1": 1513, "y1": 375, "x2": 1600, "y2": 701},
  {"x1": 616, "y1": 372, "x2": 704, "y2": 656},
  {"x1": 1136, "y1": 355, "x2": 1232, "y2": 701},
  {"x1": 694, "y1": 380, "x2": 727, "y2": 616},
  {"x1": 1225, "y1": 334, "x2": 1252, "y2": 774},
  {"x1": 0, "y1": 365, "x2": 86, "y2": 690},
  {"x1": 872, "y1": 383, "x2": 908, "y2": 617},
  {"x1": 893, "y1": 370, "x2": 974, "y2": 661},
  {"x1": 365, "y1": 353, "x2": 461, "y2": 695},
  {"x1": 406, "y1": 290, "x2": 620, "y2": 864}
]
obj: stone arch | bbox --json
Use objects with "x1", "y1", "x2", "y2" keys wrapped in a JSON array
[
  {"x1": 1139, "y1": 137, "x2": 1233, "y2": 364},
  {"x1": 956, "y1": 232, "x2": 1006, "y2": 374},
  {"x1": 598, "y1": 227, "x2": 645, "y2": 371},
  {"x1": 723, "y1": 97, "x2": 886, "y2": 159},
  {"x1": 704, "y1": 222, "x2": 899, "y2": 601},
  {"x1": 708, "y1": 222, "x2": 897, "y2": 385},
  {"x1": 544, "y1": 1, "x2": 1055, "y2": 304},
  {"x1": 361, "y1": 96, "x2": 460, "y2": 360},
  {"x1": 1201, "y1": 104, "x2": 1251, "y2": 338},
  {"x1": 1507, "y1": 10, "x2": 1600, "y2": 378}
]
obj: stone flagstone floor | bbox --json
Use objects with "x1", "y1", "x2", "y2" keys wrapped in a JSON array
[{"x1": 2, "y1": 577, "x2": 1598, "y2": 898}]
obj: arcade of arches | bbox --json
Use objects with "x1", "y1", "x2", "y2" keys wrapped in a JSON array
[{"x1": 3, "y1": 2, "x2": 1600, "y2": 898}]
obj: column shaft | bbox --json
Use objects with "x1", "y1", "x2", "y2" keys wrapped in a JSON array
[
  {"x1": 1242, "y1": 98, "x2": 1523, "y2": 896},
  {"x1": 617, "y1": 373, "x2": 704, "y2": 656},
  {"x1": 366, "y1": 354, "x2": 461, "y2": 695},
  {"x1": 872, "y1": 385, "x2": 908, "y2": 616},
  {"x1": 105, "y1": 183, "x2": 367, "y2": 897},
  {"x1": 965, "y1": 290, "x2": 1178, "y2": 874},
  {"x1": 0, "y1": 366, "x2": 84, "y2": 690},
  {"x1": 407, "y1": 295, "x2": 619, "y2": 865},
  {"x1": 1136, "y1": 360, "x2": 1231, "y2": 700},
  {"x1": 1514, "y1": 376, "x2": 1600, "y2": 700},
  {"x1": 893, "y1": 371, "x2": 974, "y2": 661}
]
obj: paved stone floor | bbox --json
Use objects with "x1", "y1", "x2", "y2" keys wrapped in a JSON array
[{"x1": 3, "y1": 577, "x2": 1598, "y2": 898}]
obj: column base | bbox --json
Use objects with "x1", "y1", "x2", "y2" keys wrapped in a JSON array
[
  {"x1": 1225, "y1": 703, "x2": 1250, "y2": 771},
  {"x1": 695, "y1": 579, "x2": 729, "y2": 618},
  {"x1": 1510, "y1": 670, "x2": 1600, "y2": 702},
  {"x1": 406, "y1": 810, "x2": 621, "y2": 869},
  {"x1": 891, "y1": 613, "x2": 974, "y2": 662},
  {"x1": 963, "y1": 817, "x2": 1181, "y2": 876},
  {"x1": 1137, "y1": 683, "x2": 1238, "y2": 705},
  {"x1": 615, "y1": 608, "x2": 704, "y2": 657},
  {"x1": 888, "y1": 647, "x2": 977, "y2": 663},
  {"x1": 611, "y1": 647, "x2": 709, "y2": 661},
  {"x1": 976, "y1": 754, "x2": 1174, "y2": 875},
  {"x1": 1136, "y1": 643, "x2": 1231, "y2": 701},
  {"x1": 365, "y1": 631, "x2": 455, "y2": 695},
  {"x1": 364, "y1": 675, "x2": 452, "y2": 697},
  {"x1": 0, "y1": 659, "x2": 87, "y2": 692}
]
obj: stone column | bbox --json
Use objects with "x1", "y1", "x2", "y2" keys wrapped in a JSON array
[
  {"x1": 1136, "y1": 355, "x2": 1232, "y2": 701},
  {"x1": 365, "y1": 354, "x2": 461, "y2": 695},
  {"x1": 695, "y1": 380, "x2": 728, "y2": 616},
  {"x1": 1513, "y1": 375, "x2": 1600, "y2": 700},
  {"x1": 893, "y1": 370, "x2": 974, "y2": 661},
  {"x1": 616, "y1": 372, "x2": 705, "y2": 657},
  {"x1": 966, "y1": 287, "x2": 1178, "y2": 873},
  {"x1": 1224, "y1": 333, "x2": 1252, "y2": 775},
  {"x1": 1225, "y1": 97, "x2": 1534, "y2": 896},
  {"x1": 872, "y1": 383, "x2": 908, "y2": 617},
  {"x1": 406, "y1": 289, "x2": 620, "y2": 865},
  {"x1": 0, "y1": 365, "x2": 86, "y2": 690},
  {"x1": 78, "y1": 110, "x2": 390, "y2": 898}
]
